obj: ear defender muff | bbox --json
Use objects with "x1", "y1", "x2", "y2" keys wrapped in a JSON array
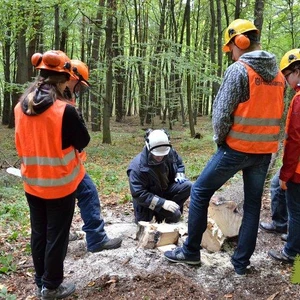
[
  {"x1": 144, "y1": 128, "x2": 153, "y2": 150},
  {"x1": 234, "y1": 34, "x2": 250, "y2": 50},
  {"x1": 161, "y1": 129, "x2": 170, "y2": 142},
  {"x1": 31, "y1": 53, "x2": 43, "y2": 67}
]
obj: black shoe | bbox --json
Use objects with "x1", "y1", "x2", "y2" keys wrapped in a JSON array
[
  {"x1": 281, "y1": 234, "x2": 288, "y2": 242},
  {"x1": 268, "y1": 249, "x2": 294, "y2": 264},
  {"x1": 89, "y1": 237, "x2": 122, "y2": 253},
  {"x1": 259, "y1": 222, "x2": 287, "y2": 233}
]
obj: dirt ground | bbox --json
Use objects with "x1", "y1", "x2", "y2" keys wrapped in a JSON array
[{"x1": 2, "y1": 177, "x2": 300, "y2": 300}]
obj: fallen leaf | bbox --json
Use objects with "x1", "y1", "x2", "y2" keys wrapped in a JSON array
[{"x1": 87, "y1": 281, "x2": 95, "y2": 287}]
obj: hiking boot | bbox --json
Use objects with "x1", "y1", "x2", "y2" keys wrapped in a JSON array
[
  {"x1": 89, "y1": 237, "x2": 122, "y2": 253},
  {"x1": 281, "y1": 234, "x2": 288, "y2": 242},
  {"x1": 164, "y1": 247, "x2": 201, "y2": 265},
  {"x1": 268, "y1": 249, "x2": 294, "y2": 264},
  {"x1": 259, "y1": 222, "x2": 287, "y2": 234},
  {"x1": 41, "y1": 282, "x2": 75, "y2": 299}
]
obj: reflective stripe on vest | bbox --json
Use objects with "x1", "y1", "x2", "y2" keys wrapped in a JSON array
[
  {"x1": 22, "y1": 163, "x2": 81, "y2": 187},
  {"x1": 22, "y1": 149, "x2": 76, "y2": 166},
  {"x1": 284, "y1": 91, "x2": 300, "y2": 174},
  {"x1": 14, "y1": 100, "x2": 85, "y2": 199},
  {"x1": 226, "y1": 62, "x2": 284, "y2": 153}
]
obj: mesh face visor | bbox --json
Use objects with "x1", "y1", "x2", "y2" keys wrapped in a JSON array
[
  {"x1": 149, "y1": 144, "x2": 171, "y2": 156},
  {"x1": 72, "y1": 67, "x2": 91, "y2": 95},
  {"x1": 147, "y1": 145, "x2": 171, "y2": 166},
  {"x1": 73, "y1": 81, "x2": 90, "y2": 96}
]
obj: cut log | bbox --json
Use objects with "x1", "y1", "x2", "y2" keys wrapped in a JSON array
[
  {"x1": 136, "y1": 221, "x2": 180, "y2": 249},
  {"x1": 201, "y1": 217, "x2": 226, "y2": 252},
  {"x1": 208, "y1": 196, "x2": 242, "y2": 238},
  {"x1": 201, "y1": 196, "x2": 243, "y2": 252}
]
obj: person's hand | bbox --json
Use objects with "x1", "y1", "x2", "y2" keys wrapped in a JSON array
[
  {"x1": 175, "y1": 173, "x2": 187, "y2": 184},
  {"x1": 279, "y1": 179, "x2": 287, "y2": 190},
  {"x1": 162, "y1": 200, "x2": 179, "y2": 213}
]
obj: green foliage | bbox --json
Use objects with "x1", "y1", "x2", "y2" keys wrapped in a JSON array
[
  {"x1": 0, "y1": 186, "x2": 29, "y2": 229},
  {"x1": 291, "y1": 254, "x2": 300, "y2": 284},
  {"x1": 0, "y1": 252, "x2": 16, "y2": 275},
  {"x1": 0, "y1": 287, "x2": 17, "y2": 300}
]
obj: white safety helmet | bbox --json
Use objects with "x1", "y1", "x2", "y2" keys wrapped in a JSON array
[{"x1": 145, "y1": 129, "x2": 171, "y2": 156}]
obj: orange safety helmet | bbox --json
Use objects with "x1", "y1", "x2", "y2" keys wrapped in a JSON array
[
  {"x1": 71, "y1": 59, "x2": 90, "y2": 87},
  {"x1": 31, "y1": 50, "x2": 73, "y2": 76}
]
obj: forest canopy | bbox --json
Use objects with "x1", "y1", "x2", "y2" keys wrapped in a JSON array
[{"x1": 0, "y1": 0, "x2": 298, "y2": 141}]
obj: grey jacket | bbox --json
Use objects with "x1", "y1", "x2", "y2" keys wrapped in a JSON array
[{"x1": 212, "y1": 50, "x2": 283, "y2": 145}]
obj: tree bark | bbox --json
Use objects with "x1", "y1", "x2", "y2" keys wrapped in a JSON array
[
  {"x1": 103, "y1": 0, "x2": 114, "y2": 144},
  {"x1": 90, "y1": 0, "x2": 105, "y2": 132}
]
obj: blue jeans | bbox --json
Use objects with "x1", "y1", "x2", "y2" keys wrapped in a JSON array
[
  {"x1": 76, "y1": 173, "x2": 109, "y2": 252},
  {"x1": 284, "y1": 181, "x2": 300, "y2": 257},
  {"x1": 182, "y1": 144, "x2": 271, "y2": 271},
  {"x1": 270, "y1": 170, "x2": 288, "y2": 230}
]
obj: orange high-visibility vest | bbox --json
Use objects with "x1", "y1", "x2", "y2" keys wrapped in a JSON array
[
  {"x1": 14, "y1": 100, "x2": 85, "y2": 199},
  {"x1": 284, "y1": 90, "x2": 300, "y2": 174},
  {"x1": 226, "y1": 62, "x2": 284, "y2": 153}
]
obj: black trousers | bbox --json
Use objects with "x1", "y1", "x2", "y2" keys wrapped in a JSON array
[{"x1": 26, "y1": 191, "x2": 75, "y2": 289}]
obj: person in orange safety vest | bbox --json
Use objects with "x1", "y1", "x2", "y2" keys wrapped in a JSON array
[
  {"x1": 14, "y1": 50, "x2": 90, "y2": 299},
  {"x1": 164, "y1": 19, "x2": 285, "y2": 276}
]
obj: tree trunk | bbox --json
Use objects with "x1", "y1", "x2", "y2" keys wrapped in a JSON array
[
  {"x1": 114, "y1": 6, "x2": 126, "y2": 123},
  {"x1": 254, "y1": 0, "x2": 265, "y2": 36},
  {"x1": 90, "y1": 0, "x2": 105, "y2": 132},
  {"x1": 185, "y1": 0, "x2": 195, "y2": 137},
  {"x1": 9, "y1": 26, "x2": 28, "y2": 128},
  {"x1": 60, "y1": 8, "x2": 68, "y2": 52},
  {"x1": 54, "y1": 4, "x2": 60, "y2": 50},
  {"x1": 2, "y1": 28, "x2": 11, "y2": 125},
  {"x1": 103, "y1": 0, "x2": 115, "y2": 144},
  {"x1": 146, "y1": 0, "x2": 167, "y2": 126}
]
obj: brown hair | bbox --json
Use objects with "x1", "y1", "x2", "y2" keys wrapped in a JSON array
[{"x1": 19, "y1": 71, "x2": 70, "y2": 115}]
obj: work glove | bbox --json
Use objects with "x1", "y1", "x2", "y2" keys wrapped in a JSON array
[
  {"x1": 175, "y1": 172, "x2": 187, "y2": 184},
  {"x1": 162, "y1": 200, "x2": 180, "y2": 213}
]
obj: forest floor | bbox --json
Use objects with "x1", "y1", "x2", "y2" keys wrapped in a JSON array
[
  {"x1": 1, "y1": 117, "x2": 300, "y2": 299},
  {"x1": 2, "y1": 176, "x2": 300, "y2": 300}
]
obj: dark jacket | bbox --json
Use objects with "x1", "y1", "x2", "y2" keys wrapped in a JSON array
[{"x1": 127, "y1": 146, "x2": 185, "y2": 212}]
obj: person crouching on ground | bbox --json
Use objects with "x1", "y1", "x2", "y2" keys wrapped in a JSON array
[{"x1": 127, "y1": 129, "x2": 192, "y2": 224}]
